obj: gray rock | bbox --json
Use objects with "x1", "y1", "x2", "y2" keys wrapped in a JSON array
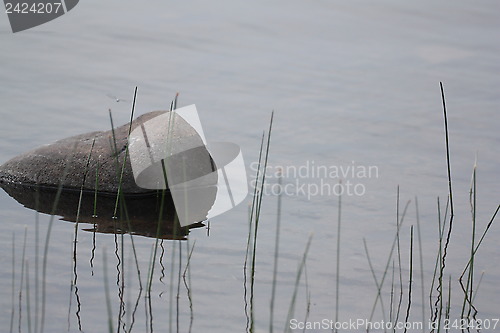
[{"x1": 0, "y1": 110, "x2": 215, "y2": 196}]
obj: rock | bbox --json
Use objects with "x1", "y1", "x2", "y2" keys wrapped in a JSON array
[{"x1": 0, "y1": 110, "x2": 215, "y2": 196}]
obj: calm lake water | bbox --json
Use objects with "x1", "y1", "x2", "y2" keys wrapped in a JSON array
[{"x1": 1, "y1": 1, "x2": 499, "y2": 332}]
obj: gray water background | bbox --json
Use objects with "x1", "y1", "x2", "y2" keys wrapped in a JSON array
[{"x1": 0, "y1": 1, "x2": 499, "y2": 332}]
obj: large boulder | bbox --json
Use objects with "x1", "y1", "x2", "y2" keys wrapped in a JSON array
[{"x1": 0, "y1": 110, "x2": 216, "y2": 196}]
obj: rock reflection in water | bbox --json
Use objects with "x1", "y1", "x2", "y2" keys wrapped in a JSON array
[{"x1": 0, "y1": 181, "x2": 205, "y2": 239}]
